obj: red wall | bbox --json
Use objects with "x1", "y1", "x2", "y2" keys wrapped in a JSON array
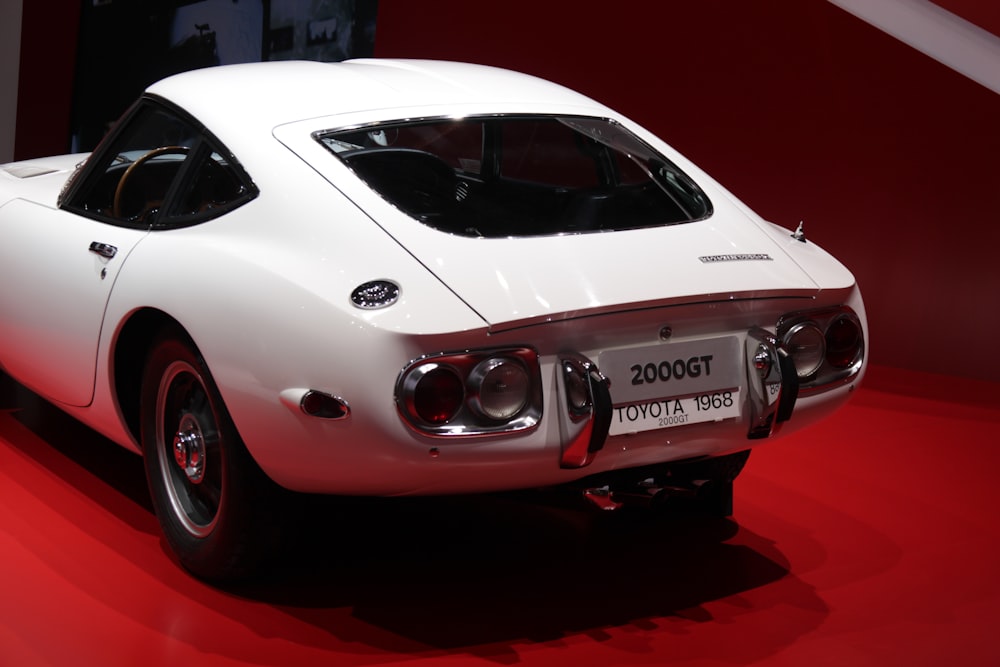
[
  {"x1": 17, "y1": 1, "x2": 1000, "y2": 381},
  {"x1": 374, "y1": 1, "x2": 1000, "y2": 382}
]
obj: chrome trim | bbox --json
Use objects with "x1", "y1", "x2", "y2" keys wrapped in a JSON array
[
  {"x1": 394, "y1": 347, "x2": 542, "y2": 438},
  {"x1": 300, "y1": 390, "x2": 351, "y2": 420},
  {"x1": 556, "y1": 353, "x2": 612, "y2": 468},
  {"x1": 466, "y1": 356, "x2": 530, "y2": 421},
  {"x1": 745, "y1": 327, "x2": 798, "y2": 439},
  {"x1": 791, "y1": 221, "x2": 807, "y2": 242},
  {"x1": 783, "y1": 321, "x2": 826, "y2": 378},
  {"x1": 172, "y1": 414, "x2": 207, "y2": 484},
  {"x1": 278, "y1": 388, "x2": 351, "y2": 421},
  {"x1": 778, "y1": 306, "x2": 865, "y2": 396},
  {"x1": 698, "y1": 254, "x2": 774, "y2": 263},
  {"x1": 88, "y1": 241, "x2": 118, "y2": 259},
  {"x1": 312, "y1": 113, "x2": 619, "y2": 144},
  {"x1": 351, "y1": 280, "x2": 400, "y2": 309},
  {"x1": 485, "y1": 291, "x2": 819, "y2": 336}
]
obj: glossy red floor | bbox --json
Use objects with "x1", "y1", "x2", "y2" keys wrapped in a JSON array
[{"x1": 1, "y1": 366, "x2": 998, "y2": 666}]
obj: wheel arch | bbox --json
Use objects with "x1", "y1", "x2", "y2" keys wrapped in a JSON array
[{"x1": 112, "y1": 307, "x2": 192, "y2": 446}]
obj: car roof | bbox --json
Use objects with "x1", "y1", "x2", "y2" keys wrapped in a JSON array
[{"x1": 147, "y1": 59, "x2": 610, "y2": 134}]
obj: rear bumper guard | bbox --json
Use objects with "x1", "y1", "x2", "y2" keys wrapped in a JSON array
[
  {"x1": 557, "y1": 354, "x2": 613, "y2": 469},
  {"x1": 745, "y1": 327, "x2": 799, "y2": 439},
  {"x1": 557, "y1": 327, "x2": 798, "y2": 470}
]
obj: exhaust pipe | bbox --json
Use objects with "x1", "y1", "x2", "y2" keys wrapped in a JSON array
[{"x1": 583, "y1": 478, "x2": 708, "y2": 511}]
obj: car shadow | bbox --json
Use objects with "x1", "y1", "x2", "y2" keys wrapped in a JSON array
[
  {"x1": 0, "y1": 372, "x2": 155, "y2": 522},
  {"x1": 0, "y1": 372, "x2": 805, "y2": 657},
  {"x1": 229, "y1": 486, "x2": 792, "y2": 650}
]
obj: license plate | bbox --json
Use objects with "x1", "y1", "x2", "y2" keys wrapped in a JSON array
[
  {"x1": 609, "y1": 388, "x2": 741, "y2": 435},
  {"x1": 600, "y1": 336, "x2": 742, "y2": 435}
]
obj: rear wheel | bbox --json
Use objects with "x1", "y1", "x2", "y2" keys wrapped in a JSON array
[{"x1": 140, "y1": 332, "x2": 281, "y2": 581}]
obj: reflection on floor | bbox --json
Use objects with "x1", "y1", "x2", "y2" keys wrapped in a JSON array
[{"x1": 1, "y1": 365, "x2": 998, "y2": 666}]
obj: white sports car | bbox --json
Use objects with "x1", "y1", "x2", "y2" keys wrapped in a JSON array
[{"x1": 0, "y1": 59, "x2": 866, "y2": 580}]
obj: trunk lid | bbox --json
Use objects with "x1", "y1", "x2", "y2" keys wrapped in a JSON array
[{"x1": 396, "y1": 200, "x2": 818, "y2": 331}]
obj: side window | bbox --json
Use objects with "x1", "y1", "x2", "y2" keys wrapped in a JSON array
[
  {"x1": 171, "y1": 151, "x2": 254, "y2": 220},
  {"x1": 63, "y1": 104, "x2": 197, "y2": 224},
  {"x1": 62, "y1": 99, "x2": 256, "y2": 227}
]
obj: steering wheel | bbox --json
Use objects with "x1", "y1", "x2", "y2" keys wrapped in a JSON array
[{"x1": 112, "y1": 145, "x2": 189, "y2": 220}]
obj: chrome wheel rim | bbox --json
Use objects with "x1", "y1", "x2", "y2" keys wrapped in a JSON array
[{"x1": 156, "y1": 360, "x2": 223, "y2": 538}]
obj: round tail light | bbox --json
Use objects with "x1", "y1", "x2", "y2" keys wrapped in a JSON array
[
  {"x1": 784, "y1": 322, "x2": 826, "y2": 378},
  {"x1": 469, "y1": 358, "x2": 530, "y2": 421},
  {"x1": 411, "y1": 364, "x2": 464, "y2": 424},
  {"x1": 825, "y1": 315, "x2": 863, "y2": 369}
]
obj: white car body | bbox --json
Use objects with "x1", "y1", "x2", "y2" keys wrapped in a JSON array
[{"x1": 0, "y1": 60, "x2": 866, "y2": 579}]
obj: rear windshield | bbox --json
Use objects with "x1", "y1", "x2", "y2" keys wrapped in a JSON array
[{"x1": 316, "y1": 115, "x2": 712, "y2": 237}]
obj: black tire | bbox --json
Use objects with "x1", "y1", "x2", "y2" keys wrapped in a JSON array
[{"x1": 140, "y1": 332, "x2": 281, "y2": 581}]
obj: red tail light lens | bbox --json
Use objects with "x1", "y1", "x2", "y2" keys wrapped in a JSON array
[
  {"x1": 412, "y1": 365, "x2": 464, "y2": 424},
  {"x1": 825, "y1": 315, "x2": 863, "y2": 369}
]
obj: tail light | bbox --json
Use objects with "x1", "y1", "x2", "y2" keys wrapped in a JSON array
[
  {"x1": 396, "y1": 348, "x2": 542, "y2": 436},
  {"x1": 778, "y1": 307, "x2": 864, "y2": 394},
  {"x1": 825, "y1": 314, "x2": 864, "y2": 369},
  {"x1": 468, "y1": 357, "x2": 531, "y2": 421},
  {"x1": 783, "y1": 322, "x2": 826, "y2": 378},
  {"x1": 409, "y1": 364, "x2": 465, "y2": 424}
]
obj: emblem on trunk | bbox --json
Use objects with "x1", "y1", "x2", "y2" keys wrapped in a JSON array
[{"x1": 698, "y1": 254, "x2": 773, "y2": 263}]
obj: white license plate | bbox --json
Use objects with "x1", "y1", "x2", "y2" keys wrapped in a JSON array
[
  {"x1": 599, "y1": 336, "x2": 741, "y2": 405},
  {"x1": 609, "y1": 388, "x2": 741, "y2": 436}
]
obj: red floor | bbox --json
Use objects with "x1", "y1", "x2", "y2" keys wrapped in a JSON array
[{"x1": 1, "y1": 365, "x2": 998, "y2": 666}]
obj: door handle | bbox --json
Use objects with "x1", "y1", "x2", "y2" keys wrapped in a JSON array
[{"x1": 89, "y1": 242, "x2": 118, "y2": 259}]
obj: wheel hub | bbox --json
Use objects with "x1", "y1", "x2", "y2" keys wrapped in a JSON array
[{"x1": 172, "y1": 414, "x2": 206, "y2": 483}]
